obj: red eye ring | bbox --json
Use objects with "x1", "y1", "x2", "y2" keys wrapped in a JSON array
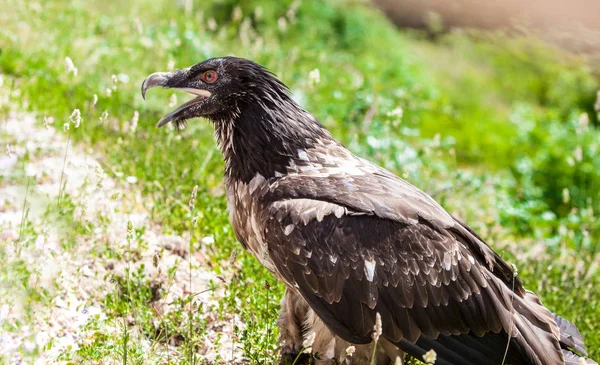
[{"x1": 201, "y1": 70, "x2": 218, "y2": 83}]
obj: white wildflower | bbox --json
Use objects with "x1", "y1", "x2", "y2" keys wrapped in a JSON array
[
  {"x1": 43, "y1": 116, "x2": 54, "y2": 129},
  {"x1": 278, "y1": 17, "x2": 287, "y2": 31},
  {"x1": 345, "y1": 345, "x2": 355, "y2": 357},
  {"x1": 63, "y1": 123, "x2": 70, "y2": 132},
  {"x1": 106, "y1": 88, "x2": 112, "y2": 96},
  {"x1": 207, "y1": 18, "x2": 217, "y2": 31},
  {"x1": 35, "y1": 234, "x2": 46, "y2": 253},
  {"x1": 372, "y1": 312, "x2": 382, "y2": 341},
  {"x1": 23, "y1": 340, "x2": 36, "y2": 353},
  {"x1": 511, "y1": 263, "x2": 519, "y2": 278},
  {"x1": 183, "y1": 0, "x2": 193, "y2": 15},
  {"x1": 232, "y1": 6, "x2": 243, "y2": 21},
  {"x1": 0, "y1": 305, "x2": 8, "y2": 323},
  {"x1": 70, "y1": 109, "x2": 81, "y2": 128},
  {"x1": 169, "y1": 93, "x2": 178, "y2": 108},
  {"x1": 100, "y1": 110, "x2": 109, "y2": 121},
  {"x1": 562, "y1": 188, "x2": 570, "y2": 204},
  {"x1": 308, "y1": 68, "x2": 320, "y2": 86},
  {"x1": 92, "y1": 94, "x2": 98, "y2": 106},
  {"x1": 201, "y1": 236, "x2": 215, "y2": 245},
  {"x1": 130, "y1": 111, "x2": 139, "y2": 133},
  {"x1": 189, "y1": 185, "x2": 198, "y2": 212},
  {"x1": 126, "y1": 176, "x2": 138, "y2": 184},
  {"x1": 94, "y1": 164, "x2": 107, "y2": 186},
  {"x1": 134, "y1": 18, "x2": 143, "y2": 34},
  {"x1": 387, "y1": 107, "x2": 403, "y2": 119},
  {"x1": 64, "y1": 56, "x2": 78, "y2": 76},
  {"x1": 254, "y1": 6, "x2": 263, "y2": 20},
  {"x1": 423, "y1": 348, "x2": 437, "y2": 364},
  {"x1": 302, "y1": 332, "x2": 315, "y2": 353},
  {"x1": 574, "y1": 146, "x2": 583, "y2": 162},
  {"x1": 167, "y1": 59, "x2": 176, "y2": 71},
  {"x1": 578, "y1": 113, "x2": 589, "y2": 131}
]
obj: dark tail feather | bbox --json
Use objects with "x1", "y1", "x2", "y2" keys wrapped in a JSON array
[
  {"x1": 554, "y1": 313, "x2": 587, "y2": 355},
  {"x1": 563, "y1": 350, "x2": 598, "y2": 365},
  {"x1": 553, "y1": 313, "x2": 597, "y2": 364}
]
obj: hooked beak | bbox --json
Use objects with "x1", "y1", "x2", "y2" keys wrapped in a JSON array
[{"x1": 141, "y1": 71, "x2": 212, "y2": 128}]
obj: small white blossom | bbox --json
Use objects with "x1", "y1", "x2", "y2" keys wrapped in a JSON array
[
  {"x1": 130, "y1": 111, "x2": 139, "y2": 133},
  {"x1": 126, "y1": 176, "x2": 138, "y2": 184},
  {"x1": 207, "y1": 18, "x2": 217, "y2": 31},
  {"x1": 511, "y1": 263, "x2": 519, "y2": 278},
  {"x1": 254, "y1": 6, "x2": 263, "y2": 20},
  {"x1": 134, "y1": 18, "x2": 143, "y2": 34},
  {"x1": 574, "y1": 146, "x2": 583, "y2": 162},
  {"x1": 64, "y1": 57, "x2": 78, "y2": 76},
  {"x1": 578, "y1": 113, "x2": 589, "y2": 131},
  {"x1": 92, "y1": 94, "x2": 98, "y2": 106},
  {"x1": 201, "y1": 236, "x2": 215, "y2": 245},
  {"x1": 169, "y1": 93, "x2": 178, "y2": 108},
  {"x1": 94, "y1": 164, "x2": 108, "y2": 186},
  {"x1": 63, "y1": 123, "x2": 70, "y2": 132},
  {"x1": 106, "y1": 88, "x2": 112, "y2": 96},
  {"x1": 232, "y1": 6, "x2": 243, "y2": 21},
  {"x1": 372, "y1": 312, "x2": 382, "y2": 341},
  {"x1": 100, "y1": 110, "x2": 109, "y2": 121},
  {"x1": 345, "y1": 345, "x2": 355, "y2": 357},
  {"x1": 423, "y1": 349, "x2": 437, "y2": 364},
  {"x1": 562, "y1": 188, "x2": 570, "y2": 204},
  {"x1": 1, "y1": 304, "x2": 10, "y2": 323},
  {"x1": 70, "y1": 109, "x2": 81, "y2": 128},
  {"x1": 387, "y1": 107, "x2": 403, "y2": 119},
  {"x1": 278, "y1": 17, "x2": 287, "y2": 31},
  {"x1": 43, "y1": 116, "x2": 54, "y2": 129},
  {"x1": 308, "y1": 68, "x2": 320, "y2": 86}
]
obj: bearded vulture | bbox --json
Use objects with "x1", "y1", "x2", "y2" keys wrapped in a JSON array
[{"x1": 142, "y1": 57, "x2": 596, "y2": 365}]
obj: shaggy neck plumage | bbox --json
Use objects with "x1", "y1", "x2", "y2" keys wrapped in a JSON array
[{"x1": 212, "y1": 89, "x2": 332, "y2": 183}]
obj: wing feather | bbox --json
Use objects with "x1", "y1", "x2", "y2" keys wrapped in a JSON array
[{"x1": 264, "y1": 195, "x2": 563, "y2": 364}]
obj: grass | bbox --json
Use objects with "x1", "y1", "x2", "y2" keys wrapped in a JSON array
[{"x1": 1, "y1": 0, "x2": 599, "y2": 363}]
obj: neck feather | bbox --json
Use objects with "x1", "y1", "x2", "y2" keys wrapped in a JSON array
[{"x1": 212, "y1": 93, "x2": 332, "y2": 183}]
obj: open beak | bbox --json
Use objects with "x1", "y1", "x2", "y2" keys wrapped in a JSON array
[{"x1": 141, "y1": 72, "x2": 211, "y2": 128}]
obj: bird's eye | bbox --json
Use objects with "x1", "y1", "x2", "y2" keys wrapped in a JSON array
[{"x1": 201, "y1": 70, "x2": 218, "y2": 84}]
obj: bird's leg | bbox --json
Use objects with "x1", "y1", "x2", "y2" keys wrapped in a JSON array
[{"x1": 278, "y1": 287, "x2": 311, "y2": 365}]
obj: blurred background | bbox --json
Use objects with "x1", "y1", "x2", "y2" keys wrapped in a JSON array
[
  {"x1": 376, "y1": 0, "x2": 600, "y2": 61},
  {"x1": 1, "y1": 0, "x2": 599, "y2": 363}
]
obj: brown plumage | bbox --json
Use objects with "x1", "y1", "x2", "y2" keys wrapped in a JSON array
[{"x1": 142, "y1": 57, "x2": 596, "y2": 365}]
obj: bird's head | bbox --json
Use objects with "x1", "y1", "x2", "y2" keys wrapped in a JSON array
[
  {"x1": 141, "y1": 56, "x2": 289, "y2": 129},
  {"x1": 142, "y1": 56, "x2": 334, "y2": 181}
]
